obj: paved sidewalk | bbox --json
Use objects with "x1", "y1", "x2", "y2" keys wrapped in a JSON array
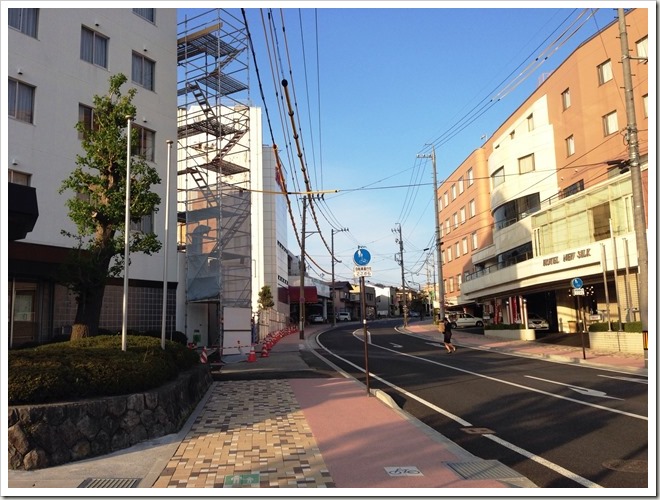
[{"x1": 6, "y1": 320, "x2": 647, "y2": 492}]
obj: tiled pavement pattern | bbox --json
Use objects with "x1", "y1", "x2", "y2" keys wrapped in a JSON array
[{"x1": 152, "y1": 380, "x2": 335, "y2": 488}]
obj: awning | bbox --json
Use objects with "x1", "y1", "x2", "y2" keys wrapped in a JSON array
[
  {"x1": 8, "y1": 183, "x2": 39, "y2": 241},
  {"x1": 288, "y1": 286, "x2": 318, "y2": 304}
]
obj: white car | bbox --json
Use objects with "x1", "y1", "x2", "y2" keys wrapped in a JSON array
[
  {"x1": 309, "y1": 314, "x2": 325, "y2": 324},
  {"x1": 337, "y1": 312, "x2": 351, "y2": 322},
  {"x1": 527, "y1": 313, "x2": 549, "y2": 330},
  {"x1": 449, "y1": 312, "x2": 484, "y2": 328}
]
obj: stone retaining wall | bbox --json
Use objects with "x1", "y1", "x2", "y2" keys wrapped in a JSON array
[{"x1": 8, "y1": 365, "x2": 212, "y2": 471}]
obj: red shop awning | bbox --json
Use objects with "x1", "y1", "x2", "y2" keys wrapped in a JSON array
[{"x1": 288, "y1": 286, "x2": 318, "y2": 304}]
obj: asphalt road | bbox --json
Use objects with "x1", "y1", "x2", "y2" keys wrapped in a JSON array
[{"x1": 315, "y1": 322, "x2": 648, "y2": 489}]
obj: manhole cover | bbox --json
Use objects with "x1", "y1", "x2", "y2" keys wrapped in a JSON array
[
  {"x1": 603, "y1": 459, "x2": 647, "y2": 473},
  {"x1": 461, "y1": 427, "x2": 495, "y2": 434},
  {"x1": 78, "y1": 478, "x2": 141, "y2": 488}
]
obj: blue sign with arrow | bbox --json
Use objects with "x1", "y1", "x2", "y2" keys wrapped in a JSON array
[
  {"x1": 571, "y1": 277, "x2": 583, "y2": 289},
  {"x1": 353, "y1": 248, "x2": 371, "y2": 266}
]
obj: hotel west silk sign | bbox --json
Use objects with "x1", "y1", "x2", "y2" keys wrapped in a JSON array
[{"x1": 543, "y1": 248, "x2": 592, "y2": 266}]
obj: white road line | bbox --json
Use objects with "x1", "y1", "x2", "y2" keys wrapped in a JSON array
[
  {"x1": 599, "y1": 374, "x2": 648, "y2": 384},
  {"x1": 524, "y1": 375, "x2": 624, "y2": 400},
  {"x1": 317, "y1": 332, "x2": 603, "y2": 488},
  {"x1": 484, "y1": 435, "x2": 603, "y2": 488}
]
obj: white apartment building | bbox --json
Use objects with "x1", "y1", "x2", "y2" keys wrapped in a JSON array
[{"x1": 6, "y1": 7, "x2": 178, "y2": 346}]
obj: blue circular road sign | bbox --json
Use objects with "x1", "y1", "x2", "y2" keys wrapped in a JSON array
[
  {"x1": 571, "y1": 277, "x2": 583, "y2": 289},
  {"x1": 353, "y1": 248, "x2": 371, "y2": 266}
]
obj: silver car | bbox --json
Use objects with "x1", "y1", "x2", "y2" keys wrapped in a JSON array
[{"x1": 527, "y1": 313, "x2": 549, "y2": 329}]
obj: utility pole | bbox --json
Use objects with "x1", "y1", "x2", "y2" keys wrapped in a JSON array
[
  {"x1": 331, "y1": 227, "x2": 348, "y2": 327},
  {"x1": 299, "y1": 197, "x2": 307, "y2": 340},
  {"x1": 618, "y1": 8, "x2": 648, "y2": 364},
  {"x1": 393, "y1": 223, "x2": 407, "y2": 327},
  {"x1": 417, "y1": 145, "x2": 445, "y2": 322}
]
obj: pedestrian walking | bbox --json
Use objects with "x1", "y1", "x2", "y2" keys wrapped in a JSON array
[{"x1": 442, "y1": 317, "x2": 456, "y2": 353}]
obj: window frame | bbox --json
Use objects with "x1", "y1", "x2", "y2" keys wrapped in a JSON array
[
  {"x1": 132, "y1": 124, "x2": 156, "y2": 161},
  {"x1": 8, "y1": 78, "x2": 35, "y2": 123},
  {"x1": 467, "y1": 168, "x2": 474, "y2": 186},
  {"x1": 469, "y1": 199, "x2": 476, "y2": 218},
  {"x1": 636, "y1": 36, "x2": 648, "y2": 59},
  {"x1": 597, "y1": 59, "x2": 613, "y2": 85},
  {"x1": 602, "y1": 110, "x2": 618, "y2": 136},
  {"x1": 133, "y1": 8, "x2": 155, "y2": 23},
  {"x1": 132, "y1": 51, "x2": 155, "y2": 91},
  {"x1": 565, "y1": 134, "x2": 575, "y2": 157},
  {"x1": 526, "y1": 113, "x2": 534, "y2": 132},
  {"x1": 8, "y1": 8, "x2": 39, "y2": 38},
  {"x1": 80, "y1": 26, "x2": 109, "y2": 68},
  {"x1": 561, "y1": 88, "x2": 571, "y2": 110},
  {"x1": 491, "y1": 166, "x2": 505, "y2": 188},
  {"x1": 518, "y1": 153, "x2": 535, "y2": 174},
  {"x1": 471, "y1": 231, "x2": 478, "y2": 250}
]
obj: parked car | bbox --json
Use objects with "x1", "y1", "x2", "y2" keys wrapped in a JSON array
[
  {"x1": 527, "y1": 313, "x2": 549, "y2": 330},
  {"x1": 448, "y1": 312, "x2": 484, "y2": 328},
  {"x1": 309, "y1": 314, "x2": 325, "y2": 324},
  {"x1": 337, "y1": 312, "x2": 351, "y2": 322},
  {"x1": 409, "y1": 311, "x2": 420, "y2": 318}
]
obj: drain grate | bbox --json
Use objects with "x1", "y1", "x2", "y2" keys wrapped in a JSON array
[
  {"x1": 445, "y1": 460, "x2": 522, "y2": 480},
  {"x1": 78, "y1": 478, "x2": 141, "y2": 488}
]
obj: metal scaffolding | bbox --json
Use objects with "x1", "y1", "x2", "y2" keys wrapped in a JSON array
[{"x1": 176, "y1": 10, "x2": 252, "y2": 330}]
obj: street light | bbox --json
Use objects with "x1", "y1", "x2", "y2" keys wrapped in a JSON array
[{"x1": 331, "y1": 227, "x2": 349, "y2": 327}]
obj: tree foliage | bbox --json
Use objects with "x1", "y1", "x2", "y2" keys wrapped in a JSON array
[
  {"x1": 58, "y1": 74, "x2": 162, "y2": 335},
  {"x1": 258, "y1": 285, "x2": 275, "y2": 310}
]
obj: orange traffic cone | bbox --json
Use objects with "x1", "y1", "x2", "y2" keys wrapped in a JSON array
[
  {"x1": 247, "y1": 345, "x2": 257, "y2": 363},
  {"x1": 200, "y1": 346, "x2": 208, "y2": 364},
  {"x1": 261, "y1": 343, "x2": 269, "y2": 357}
]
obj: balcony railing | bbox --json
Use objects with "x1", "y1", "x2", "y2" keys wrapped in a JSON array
[{"x1": 465, "y1": 250, "x2": 534, "y2": 282}]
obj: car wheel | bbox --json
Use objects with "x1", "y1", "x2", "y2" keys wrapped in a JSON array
[
  {"x1": 451, "y1": 322, "x2": 457, "y2": 329},
  {"x1": 476, "y1": 321, "x2": 483, "y2": 327}
]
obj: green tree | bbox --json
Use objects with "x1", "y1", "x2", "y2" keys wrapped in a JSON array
[
  {"x1": 58, "y1": 74, "x2": 162, "y2": 338},
  {"x1": 258, "y1": 285, "x2": 275, "y2": 310}
]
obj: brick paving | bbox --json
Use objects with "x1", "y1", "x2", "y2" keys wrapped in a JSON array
[{"x1": 152, "y1": 380, "x2": 335, "y2": 488}]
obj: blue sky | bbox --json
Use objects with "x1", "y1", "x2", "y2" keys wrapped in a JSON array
[{"x1": 179, "y1": 3, "x2": 646, "y2": 289}]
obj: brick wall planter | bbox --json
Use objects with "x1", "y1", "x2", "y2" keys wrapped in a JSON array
[
  {"x1": 588, "y1": 331, "x2": 645, "y2": 354},
  {"x1": 8, "y1": 365, "x2": 212, "y2": 471},
  {"x1": 484, "y1": 328, "x2": 539, "y2": 341}
]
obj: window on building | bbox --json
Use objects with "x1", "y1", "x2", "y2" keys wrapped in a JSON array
[
  {"x1": 458, "y1": 176, "x2": 464, "y2": 194},
  {"x1": 526, "y1": 113, "x2": 534, "y2": 131},
  {"x1": 457, "y1": 274, "x2": 462, "y2": 291},
  {"x1": 469, "y1": 199, "x2": 476, "y2": 218},
  {"x1": 78, "y1": 104, "x2": 97, "y2": 139},
  {"x1": 603, "y1": 111, "x2": 618, "y2": 136},
  {"x1": 467, "y1": 168, "x2": 473, "y2": 186},
  {"x1": 132, "y1": 124, "x2": 155, "y2": 161},
  {"x1": 439, "y1": 222, "x2": 443, "y2": 238},
  {"x1": 561, "y1": 179, "x2": 584, "y2": 199},
  {"x1": 451, "y1": 184, "x2": 457, "y2": 200},
  {"x1": 81, "y1": 26, "x2": 108, "y2": 68},
  {"x1": 133, "y1": 8, "x2": 155, "y2": 22},
  {"x1": 449, "y1": 277, "x2": 454, "y2": 293},
  {"x1": 8, "y1": 78, "x2": 35, "y2": 123},
  {"x1": 509, "y1": 130, "x2": 516, "y2": 140},
  {"x1": 130, "y1": 213, "x2": 154, "y2": 234},
  {"x1": 460, "y1": 207, "x2": 466, "y2": 224},
  {"x1": 438, "y1": 194, "x2": 442, "y2": 212},
  {"x1": 561, "y1": 88, "x2": 571, "y2": 110},
  {"x1": 636, "y1": 36, "x2": 648, "y2": 59},
  {"x1": 492, "y1": 166, "x2": 505, "y2": 188},
  {"x1": 9, "y1": 8, "x2": 39, "y2": 37},
  {"x1": 462, "y1": 237, "x2": 468, "y2": 255},
  {"x1": 453, "y1": 212, "x2": 458, "y2": 229},
  {"x1": 447, "y1": 246, "x2": 452, "y2": 262},
  {"x1": 471, "y1": 231, "x2": 478, "y2": 250},
  {"x1": 443, "y1": 191, "x2": 448, "y2": 206},
  {"x1": 132, "y1": 52, "x2": 155, "y2": 91},
  {"x1": 9, "y1": 170, "x2": 31, "y2": 185},
  {"x1": 455, "y1": 242, "x2": 460, "y2": 258},
  {"x1": 597, "y1": 59, "x2": 613, "y2": 85},
  {"x1": 441, "y1": 250, "x2": 445, "y2": 265},
  {"x1": 445, "y1": 219, "x2": 450, "y2": 235},
  {"x1": 518, "y1": 153, "x2": 535, "y2": 174},
  {"x1": 565, "y1": 135, "x2": 575, "y2": 157},
  {"x1": 643, "y1": 94, "x2": 648, "y2": 118}
]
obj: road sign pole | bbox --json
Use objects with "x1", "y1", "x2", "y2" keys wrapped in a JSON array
[{"x1": 361, "y1": 275, "x2": 370, "y2": 395}]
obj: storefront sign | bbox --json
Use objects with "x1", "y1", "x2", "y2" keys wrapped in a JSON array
[{"x1": 543, "y1": 248, "x2": 592, "y2": 267}]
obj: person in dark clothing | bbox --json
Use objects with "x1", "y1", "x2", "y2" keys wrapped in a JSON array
[{"x1": 443, "y1": 318, "x2": 456, "y2": 353}]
